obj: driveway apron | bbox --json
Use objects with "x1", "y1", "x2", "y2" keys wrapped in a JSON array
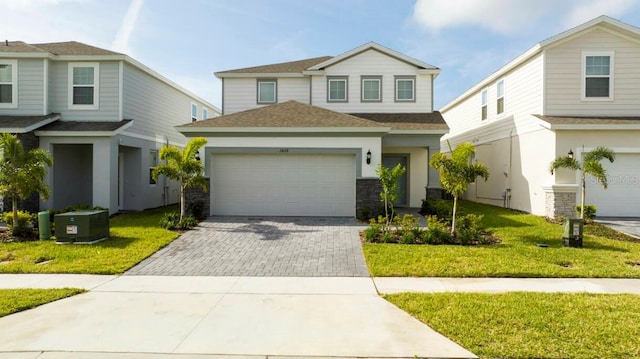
[{"x1": 127, "y1": 216, "x2": 370, "y2": 277}]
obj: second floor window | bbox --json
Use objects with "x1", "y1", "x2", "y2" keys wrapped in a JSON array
[
  {"x1": 497, "y1": 79, "x2": 504, "y2": 115},
  {"x1": 69, "y1": 63, "x2": 99, "y2": 109},
  {"x1": 0, "y1": 60, "x2": 17, "y2": 107},
  {"x1": 191, "y1": 103, "x2": 198, "y2": 122},
  {"x1": 327, "y1": 77, "x2": 347, "y2": 102},
  {"x1": 203, "y1": 107, "x2": 209, "y2": 120},
  {"x1": 395, "y1": 76, "x2": 415, "y2": 102},
  {"x1": 584, "y1": 52, "x2": 613, "y2": 100},
  {"x1": 257, "y1": 80, "x2": 277, "y2": 104},
  {"x1": 361, "y1": 76, "x2": 381, "y2": 102},
  {"x1": 481, "y1": 89, "x2": 488, "y2": 121}
]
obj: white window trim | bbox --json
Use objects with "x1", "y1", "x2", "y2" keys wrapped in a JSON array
[
  {"x1": 327, "y1": 77, "x2": 348, "y2": 102},
  {"x1": 581, "y1": 51, "x2": 614, "y2": 102},
  {"x1": 481, "y1": 88, "x2": 488, "y2": 121},
  {"x1": 191, "y1": 103, "x2": 198, "y2": 122},
  {"x1": 361, "y1": 76, "x2": 382, "y2": 102},
  {"x1": 68, "y1": 62, "x2": 99, "y2": 110},
  {"x1": 257, "y1": 79, "x2": 277, "y2": 104},
  {"x1": 0, "y1": 59, "x2": 18, "y2": 109},
  {"x1": 394, "y1": 76, "x2": 416, "y2": 102},
  {"x1": 202, "y1": 107, "x2": 208, "y2": 120},
  {"x1": 496, "y1": 79, "x2": 505, "y2": 115}
]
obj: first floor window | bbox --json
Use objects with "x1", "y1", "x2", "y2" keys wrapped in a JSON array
[
  {"x1": 496, "y1": 79, "x2": 504, "y2": 115},
  {"x1": 481, "y1": 89, "x2": 488, "y2": 121},
  {"x1": 0, "y1": 61, "x2": 16, "y2": 106},
  {"x1": 361, "y1": 77, "x2": 381, "y2": 102},
  {"x1": 584, "y1": 53, "x2": 613, "y2": 99},
  {"x1": 257, "y1": 80, "x2": 276, "y2": 104},
  {"x1": 68, "y1": 63, "x2": 99, "y2": 109},
  {"x1": 149, "y1": 150, "x2": 158, "y2": 185},
  {"x1": 327, "y1": 77, "x2": 347, "y2": 102},
  {"x1": 395, "y1": 77, "x2": 415, "y2": 101},
  {"x1": 191, "y1": 103, "x2": 198, "y2": 122}
]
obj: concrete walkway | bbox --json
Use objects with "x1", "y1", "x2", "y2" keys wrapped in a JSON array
[{"x1": 0, "y1": 275, "x2": 476, "y2": 359}]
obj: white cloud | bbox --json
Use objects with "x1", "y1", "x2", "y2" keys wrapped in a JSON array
[
  {"x1": 111, "y1": 0, "x2": 145, "y2": 54},
  {"x1": 412, "y1": 0, "x2": 548, "y2": 34},
  {"x1": 564, "y1": 0, "x2": 640, "y2": 28}
]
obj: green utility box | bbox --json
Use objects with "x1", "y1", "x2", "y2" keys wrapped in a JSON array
[
  {"x1": 55, "y1": 210, "x2": 109, "y2": 244},
  {"x1": 562, "y1": 218, "x2": 584, "y2": 248}
]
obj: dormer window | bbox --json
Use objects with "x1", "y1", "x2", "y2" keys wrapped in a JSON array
[
  {"x1": 0, "y1": 60, "x2": 17, "y2": 108},
  {"x1": 68, "y1": 63, "x2": 99, "y2": 110},
  {"x1": 257, "y1": 79, "x2": 277, "y2": 104},
  {"x1": 327, "y1": 76, "x2": 348, "y2": 102},
  {"x1": 395, "y1": 76, "x2": 415, "y2": 102}
]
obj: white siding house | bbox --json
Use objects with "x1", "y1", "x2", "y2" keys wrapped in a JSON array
[
  {"x1": 0, "y1": 41, "x2": 219, "y2": 214},
  {"x1": 184, "y1": 42, "x2": 447, "y2": 217},
  {"x1": 441, "y1": 16, "x2": 640, "y2": 218}
]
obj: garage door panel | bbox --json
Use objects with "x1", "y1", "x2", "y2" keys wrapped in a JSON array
[
  {"x1": 212, "y1": 154, "x2": 355, "y2": 217},
  {"x1": 585, "y1": 153, "x2": 640, "y2": 217}
]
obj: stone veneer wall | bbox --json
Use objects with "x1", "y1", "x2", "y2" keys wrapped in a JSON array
[
  {"x1": 545, "y1": 190, "x2": 577, "y2": 219},
  {"x1": 426, "y1": 187, "x2": 444, "y2": 200},
  {"x1": 184, "y1": 177, "x2": 211, "y2": 218},
  {"x1": 356, "y1": 178, "x2": 382, "y2": 219}
]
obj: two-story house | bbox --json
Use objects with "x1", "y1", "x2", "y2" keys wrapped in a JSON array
[
  {"x1": 440, "y1": 16, "x2": 640, "y2": 218},
  {"x1": 0, "y1": 41, "x2": 219, "y2": 214},
  {"x1": 178, "y1": 42, "x2": 447, "y2": 217}
]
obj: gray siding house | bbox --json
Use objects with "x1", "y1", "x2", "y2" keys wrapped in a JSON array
[{"x1": 0, "y1": 41, "x2": 219, "y2": 214}]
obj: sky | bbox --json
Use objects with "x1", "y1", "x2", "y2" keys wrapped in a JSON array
[{"x1": 2, "y1": 0, "x2": 640, "y2": 110}]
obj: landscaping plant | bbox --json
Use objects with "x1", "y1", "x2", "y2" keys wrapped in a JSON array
[
  {"x1": 375, "y1": 162, "x2": 406, "y2": 230},
  {"x1": 0, "y1": 133, "x2": 53, "y2": 236},
  {"x1": 549, "y1": 146, "x2": 614, "y2": 219},
  {"x1": 152, "y1": 137, "x2": 208, "y2": 220},
  {"x1": 430, "y1": 141, "x2": 489, "y2": 235}
]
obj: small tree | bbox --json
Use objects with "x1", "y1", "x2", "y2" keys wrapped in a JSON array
[
  {"x1": 549, "y1": 146, "x2": 615, "y2": 219},
  {"x1": 152, "y1": 137, "x2": 208, "y2": 220},
  {"x1": 430, "y1": 141, "x2": 489, "y2": 235},
  {"x1": 376, "y1": 162, "x2": 406, "y2": 229},
  {"x1": 0, "y1": 133, "x2": 53, "y2": 236}
]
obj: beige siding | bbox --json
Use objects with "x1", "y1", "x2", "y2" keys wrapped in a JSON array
[
  {"x1": 0, "y1": 58, "x2": 45, "y2": 115},
  {"x1": 49, "y1": 60, "x2": 120, "y2": 121},
  {"x1": 223, "y1": 77, "x2": 310, "y2": 114},
  {"x1": 545, "y1": 27, "x2": 640, "y2": 116},
  {"x1": 311, "y1": 49, "x2": 433, "y2": 113},
  {"x1": 122, "y1": 63, "x2": 209, "y2": 145}
]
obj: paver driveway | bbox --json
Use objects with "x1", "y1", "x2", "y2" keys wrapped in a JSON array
[{"x1": 127, "y1": 216, "x2": 370, "y2": 277}]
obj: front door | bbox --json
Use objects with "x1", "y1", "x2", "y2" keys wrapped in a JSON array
[{"x1": 382, "y1": 155, "x2": 408, "y2": 206}]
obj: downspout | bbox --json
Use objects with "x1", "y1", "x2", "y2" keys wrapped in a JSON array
[{"x1": 163, "y1": 136, "x2": 169, "y2": 207}]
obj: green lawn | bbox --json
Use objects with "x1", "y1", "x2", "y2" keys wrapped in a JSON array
[
  {"x1": 386, "y1": 292, "x2": 640, "y2": 359},
  {"x1": 364, "y1": 201, "x2": 640, "y2": 277},
  {"x1": 0, "y1": 206, "x2": 179, "y2": 274},
  {"x1": 0, "y1": 288, "x2": 85, "y2": 317}
]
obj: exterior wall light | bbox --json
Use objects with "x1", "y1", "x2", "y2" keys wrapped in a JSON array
[
  {"x1": 568, "y1": 149, "x2": 574, "y2": 159},
  {"x1": 195, "y1": 152, "x2": 201, "y2": 161},
  {"x1": 366, "y1": 150, "x2": 372, "y2": 164}
]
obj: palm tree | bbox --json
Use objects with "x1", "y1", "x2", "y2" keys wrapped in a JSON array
[
  {"x1": 430, "y1": 141, "x2": 489, "y2": 235},
  {"x1": 0, "y1": 133, "x2": 53, "y2": 236},
  {"x1": 152, "y1": 137, "x2": 208, "y2": 220},
  {"x1": 549, "y1": 146, "x2": 615, "y2": 219}
]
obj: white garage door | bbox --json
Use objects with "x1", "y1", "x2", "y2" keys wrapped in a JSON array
[
  {"x1": 211, "y1": 154, "x2": 356, "y2": 216},
  {"x1": 585, "y1": 153, "x2": 640, "y2": 217}
]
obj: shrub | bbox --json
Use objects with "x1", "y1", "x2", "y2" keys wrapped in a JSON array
[
  {"x1": 186, "y1": 201, "x2": 206, "y2": 220},
  {"x1": 2, "y1": 210, "x2": 35, "y2": 237},
  {"x1": 363, "y1": 226, "x2": 379, "y2": 242},
  {"x1": 358, "y1": 206, "x2": 371, "y2": 222},
  {"x1": 420, "y1": 199, "x2": 454, "y2": 222},
  {"x1": 401, "y1": 231, "x2": 416, "y2": 244},
  {"x1": 381, "y1": 232, "x2": 395, "y2": 243},
  {"x1": 396, "y1": 214, "x2": 420, "y2": 235},
  {"x1": 456, "y1": 214, "x2": 484, "y2": 245},
  {"x1": 159, "y1": 212, "x2": 180, "y2": 230},
  {"x1": 178, "y1": 216, "x2": 198, "y2": 230},
  {"x1": 423, "y1": 215, "x2": 451, "y2": 244},
  {"x1": 576, "y1": 205, "x2": 597, "y2": 222}
]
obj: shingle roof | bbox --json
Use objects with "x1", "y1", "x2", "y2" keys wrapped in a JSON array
[
  {"x1": 30, "y1": 41, "x2": 122, "y2": 56},
  {"x1": 534, "y1": 114, "x2": 640, "y2": 125},
  {"x1": 180, "y1": 101, "x2": 385, "y2": 128},
  {"x1": 350, "y1": 112, "x2": 449, "y2": 131},
  {"x1": 0, "y1": 41, "x2": 47, "y2": 53},
  {"x1": 0, "y1": 113, "x2": 60, "y2": 131},
  {"x1": 216, "y1": 56, "x2": 333, "y2": 75},
  {"x1": 37, "y1": 119, "x2": 132, "y2": 132}
]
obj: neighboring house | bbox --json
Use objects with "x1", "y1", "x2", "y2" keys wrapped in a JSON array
[
  {"x1": 440, "y1": 16, "x2": 640, "y2": 218},
  {"x1": 178, "y1": 42, "x2": 447, "y2": 217},
  {"x1": 0, "y1": 41, "x2": 219, "y2": 214}
]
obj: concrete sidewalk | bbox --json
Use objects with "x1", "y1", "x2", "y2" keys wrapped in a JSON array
[{"x1": 0, "y1": 276, "x2": 476, "y2": 359}]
